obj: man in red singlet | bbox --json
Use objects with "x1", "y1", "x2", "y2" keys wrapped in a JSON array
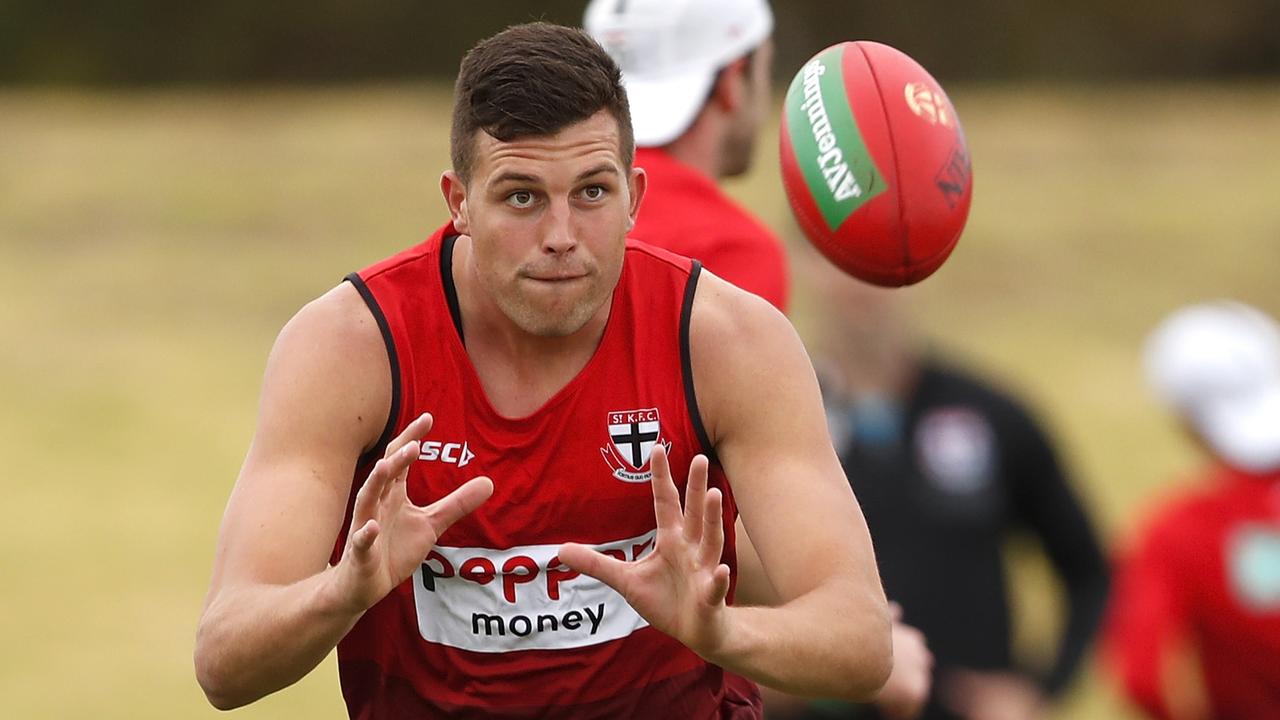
[{"x1": 195, "y1": 22, "x2": 892, "y2": 719}]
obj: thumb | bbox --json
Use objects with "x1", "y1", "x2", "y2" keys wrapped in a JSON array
[
  {"x1": 706, "y1": 563, "x2": 731, "y2": 606},
  {"x1": 350, "y1": 518, "x2": 380, "y2": 555},
  {"x1": 558, "y1": 542, "x2": 630, "y2": 593},
  {"x1": 426, "y1": 476, "x2": 494, "y2": 534}
]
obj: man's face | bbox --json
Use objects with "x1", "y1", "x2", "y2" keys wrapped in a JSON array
[
  {"x1": 722, "y1": 37, "x2": 775, "y2": 178},
  {"x1": 444, "y1": 111, "x2": 644, "y2": 338}
]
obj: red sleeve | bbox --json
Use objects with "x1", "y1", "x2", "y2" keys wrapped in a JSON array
[
  {"x1": 697, "y1": 235, "x2": 789, "y2": 313},
  {"x1": 1103, "y1": 510, "x2": 1193, "y2": 720}
]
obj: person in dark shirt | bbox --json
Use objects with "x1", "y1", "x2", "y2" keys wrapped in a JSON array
[{"x1": 798, "y1": 270, "x2": 1110, "y2": 720}]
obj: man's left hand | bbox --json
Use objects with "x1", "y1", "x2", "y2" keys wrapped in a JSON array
[{"x1": 559, "y1": 445, "x2": 731, "y2": 658}]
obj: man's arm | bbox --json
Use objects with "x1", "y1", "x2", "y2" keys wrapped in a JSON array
[
  {"x1": 1104, "y1": 512, "x2": 1208, "y2": 720},
  {"x1": 193, "y1": 283, "x2": 490, "y2": 709},
  {"x1": 194, "y1": 284, "x2": 387, "y2": 708},
  {"x1": 691, "y1": 273, "x2": 891, "y2": 698},
  {"x1": 1005, "y1": 405, "x2": 1110, "y2": 697}
]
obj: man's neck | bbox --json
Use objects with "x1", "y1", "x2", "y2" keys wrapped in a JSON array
[{"x1": 655, "y1": 114, "x2": 726, "y2": 181}]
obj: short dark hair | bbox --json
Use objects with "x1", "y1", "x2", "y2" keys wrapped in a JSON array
[{"x1": 450, "y1": 22, "x2": 635, "y2": 184}]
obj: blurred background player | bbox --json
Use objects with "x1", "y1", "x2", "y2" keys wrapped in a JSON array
[
  {"x1": 796, "y1": 265, "x2": 1110, "y2": 720},
  {"x1": 1105, "y1": 301, "x2": 1280, "y2": 720},
  {"x1": 585, "y1": 1, "x2": 931, "y2": 717},
  {"x1": 584, "y1": 0, "x2": 787, "y2": 312}
]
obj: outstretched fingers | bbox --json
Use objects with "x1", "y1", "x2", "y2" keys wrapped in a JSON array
[
  {"x1": 352, "y1": 442, "x2": 418, "y2": 527},
  {"x1": 356, "y1": 411, "x2": 433, "y2": 515},
  {"x1": 700, "y1": 485, "x2": 730, "y2": 605},
  {"x1": 385, "y1": 413, "x2": 434, "y2": 457},
  {"x1": 649, "y1": 445, "x2": 684, "y2": 532},
  {"x1": 699, "y1": 487, "x2": 726, "y2": 567},
  {"x1": 683, "y1": 454, "x2": 709, "y2": 545},
  {"x1": 380, "y1": 413, "x2": 433, "y2": 503}
]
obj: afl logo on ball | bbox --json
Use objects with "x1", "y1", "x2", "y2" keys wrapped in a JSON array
[
  {"x1": 601, "y1": 408, "x2": 671, "y2": 483},
  {"x1": 904, "y1": 82, "x2": 953, "y2": 128}
]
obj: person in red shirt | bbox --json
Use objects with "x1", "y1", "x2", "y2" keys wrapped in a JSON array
[
  {"x1": 1106, "y1": 301, "x2": 1280, "y2": 719},
  {"x1": 585, "y1": 0, "x2": 789, "y2": 312},
  {"x1": 585, "y1": 2, "x2": 932, "y2": 718},
  {"x1": 194, "y1": 22, "x2": 894, "y2": 718}
]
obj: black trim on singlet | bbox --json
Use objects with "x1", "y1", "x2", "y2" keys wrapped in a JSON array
[
  {"x1": 344, "y1": 272, "x2": 402, "y2": 467},
  {"x1": 440, "y1": 234, "x2": 465, "y2": 344},
  {"x1": 680, "y1": 261, "x2": 718, "y2": 464}
]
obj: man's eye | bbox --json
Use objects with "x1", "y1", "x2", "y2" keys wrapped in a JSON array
[
  {"x1": 582, "y1": 186, "x2": 606, "y2": 201},
  {"x1": 508, "y1": 191, "x2": 535, "y2": 208}
]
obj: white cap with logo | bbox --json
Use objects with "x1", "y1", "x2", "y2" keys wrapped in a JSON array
[
  {"x1": 584, "y1": 0, "x2": 774, "y2": 147},
  {"x1": 1145, "y1": 301, "x2": 1280, "y2": 473}
]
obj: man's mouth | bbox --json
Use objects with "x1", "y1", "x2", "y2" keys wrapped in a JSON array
[{"x1": 523, "y1": 271, "x2": 587, "y2": 283}]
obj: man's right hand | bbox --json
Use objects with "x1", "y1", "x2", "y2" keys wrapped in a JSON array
[{"x1": 330, "y1": 413, "x2": 494, "y2": 613}]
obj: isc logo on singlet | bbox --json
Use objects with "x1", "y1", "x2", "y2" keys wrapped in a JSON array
[
  {"x1": 410, "y1": 531, "x2": 655, "y2": 653},
  {"x1": 418, "y1": 440, "x2": 475, "y2": 468}
]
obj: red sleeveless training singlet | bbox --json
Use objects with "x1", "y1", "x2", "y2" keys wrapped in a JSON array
[{"x1": 334, "y1": 223, "x2": 762, "y2": 719}]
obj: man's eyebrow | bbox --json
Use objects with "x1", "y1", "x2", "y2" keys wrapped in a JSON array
[
  {"x1": 491, "y1": 171, "x2": 541, "y2": 186},
  {"x1": 575, "y1": 163, "x2": 618, "y2": 182}
]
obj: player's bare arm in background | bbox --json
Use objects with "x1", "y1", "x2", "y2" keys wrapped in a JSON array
[
  {"x1": 564, "y1": 273, "x2": 893, "y2": 699},
  {"x1": 193, "y1": 284, "x2": 492, "y2": 709}
]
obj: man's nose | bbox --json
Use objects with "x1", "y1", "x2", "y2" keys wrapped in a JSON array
[{"x1": 541, "y1": 198, "x2": 577, "y2": 255}]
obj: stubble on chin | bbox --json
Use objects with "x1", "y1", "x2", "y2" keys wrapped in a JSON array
[{"x1": 497, "y1": 281, "x2": 606, "y2": 338}]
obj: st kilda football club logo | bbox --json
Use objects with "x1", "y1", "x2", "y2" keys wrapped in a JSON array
[{"x1": 601, "y1": 408, "x2": 671, "y2": 483}]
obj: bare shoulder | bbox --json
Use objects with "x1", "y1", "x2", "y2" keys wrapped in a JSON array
[
  {"x1": 688, "y1": 270, "x2": 819, "y2": 446},
  {"x1": 689, "y1": 269, "x2": 794, "y2": 341},
  {"x1": 258, "y1": 281, "x2": 391, "y2": 459},
  {"x1": 277, "y1": 281, "x2": 384, "y2": 359}
]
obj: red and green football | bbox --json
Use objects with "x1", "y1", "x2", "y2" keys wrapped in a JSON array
[{"x1": 779, "y1": 41, "x2": 973, "y2": 287}]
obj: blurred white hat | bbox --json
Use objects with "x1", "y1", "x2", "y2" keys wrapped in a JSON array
[
  {"x1": 1145, "y1": 301, "x2": 1280, "y2": 473},
  {"x1": 585, "y1": 0, "x2": 773, "y2": 147}
]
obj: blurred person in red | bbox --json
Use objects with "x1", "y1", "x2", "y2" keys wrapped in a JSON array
[
  {"x1": 789, "y1": 265, "x2": 1110, "y2": 720},
  {"x1": 1106, "y1": 301, "x2": 1280, "y2": 720},
  {"x1": 585, "y1": 1, "x2": 931, "y2": 717},
  {"x1": 584, "y1": 0, "x2": 787, "y2": 312}
]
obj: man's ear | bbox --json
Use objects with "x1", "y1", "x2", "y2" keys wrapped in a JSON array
[
  {"x1": 627, "y1": 166, "x2": 647, "y2": 231},
  {"x1": 441, "y1": 171, "x2": 470, "y2": 234},
  {"x1": 710, "y1": 57, "x2": 750, "y2": 113}
]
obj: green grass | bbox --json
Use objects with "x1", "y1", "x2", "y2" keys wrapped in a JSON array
[{"x1": 1, "y1": 82, "x2": 1277, "y2": 718}]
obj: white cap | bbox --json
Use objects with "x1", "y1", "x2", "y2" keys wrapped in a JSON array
[
  {"x1": 1145, "y1": 301, "x2": 1280, "y2": 473},
  {"x1": 585, "y1": 0, "x2": 773, "y2": 147}
]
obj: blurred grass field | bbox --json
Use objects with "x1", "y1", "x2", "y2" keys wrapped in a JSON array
[{"x1": 1, "y1": 82, "x2": 1278, "y2": 719}]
